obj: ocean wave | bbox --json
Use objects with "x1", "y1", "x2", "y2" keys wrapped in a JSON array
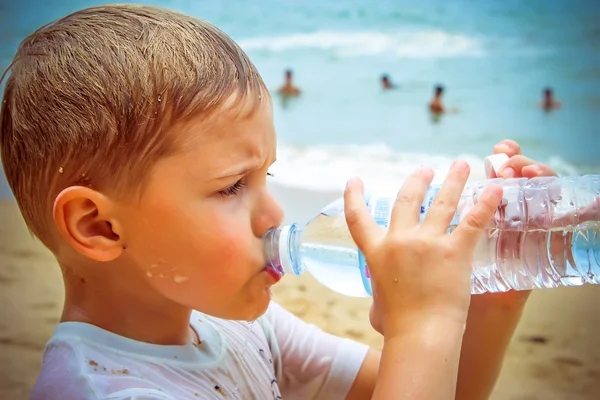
[
  {"x1": 238, "y1": 30, "x2": 483, "y2": 58},
  {"x1": 270, "y1": 143, "x2": 580, "y2": 194}
]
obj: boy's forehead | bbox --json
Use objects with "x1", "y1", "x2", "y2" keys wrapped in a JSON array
[
  {"x1": 174, "y1": 100, "x2": 275, "y2": 175},
  {"x1": 177, "y1": 93, "x2": 272, "y2": 140}
]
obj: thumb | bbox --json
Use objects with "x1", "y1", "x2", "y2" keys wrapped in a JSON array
[{"x1": 344, "y1": 177, "x2": 380, "y2": 254}]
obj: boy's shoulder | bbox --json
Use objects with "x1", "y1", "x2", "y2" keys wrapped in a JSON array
[{"x1": 30, "y1": 309, "x2": 282, "y2": 400}]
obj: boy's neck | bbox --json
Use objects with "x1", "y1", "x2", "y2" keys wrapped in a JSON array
[{"x1": 59, "y1": 262, "x2": 194, "y2": 346}]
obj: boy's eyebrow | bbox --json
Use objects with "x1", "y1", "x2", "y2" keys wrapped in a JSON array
[
  {"x1": 215, "y1": 166, "x2": 256, "y2": 180},
  {"x1": 212, "y1": 158, "x2": 276, "y2": 181}
]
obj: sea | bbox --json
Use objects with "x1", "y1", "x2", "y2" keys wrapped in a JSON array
[{"x1": 1, "y1": 0, "x2": 599, "y2": 197}]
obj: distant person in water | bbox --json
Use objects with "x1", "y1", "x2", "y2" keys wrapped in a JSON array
[
  {"x1": 428, "y1": 85, "x2": 458, "y2": 123},
  {"x1": 381, "y1": 74, "x2": 395, "y2": 90},
  {"x1": 429, "y1": 85, "x2": 445, "y2": 114},
  {"x1": 278, "y1": 69, "x2": 301, "y2": 96},
  {"x1": 540, "y1": 87, "x2": 561, "y2": 111}
]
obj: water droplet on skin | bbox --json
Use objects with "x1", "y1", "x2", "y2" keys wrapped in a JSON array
[
  {"x1": 173, "y1": 276, "x2": 189, "y2": 283},
  {"x1": 146, "y1": 272, "x2": 153, "y2": 278}
]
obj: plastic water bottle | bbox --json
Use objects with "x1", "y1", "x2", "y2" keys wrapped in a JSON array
[{"x1": 264, "y1": 175, "x2": 600, "y2": 297}]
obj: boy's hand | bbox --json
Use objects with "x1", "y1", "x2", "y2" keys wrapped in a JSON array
[
  {"x1": 494, "y1": 139, "x2": 598, "y2": 227},
  {"x1": 344, "y1": 162, "x2": 503, "y2": 338},
  {"x1": 491, "y1": 139, "x2": 557, "y2": 179},
  {"x1": 452, "y1": 139, "x2": 561, "y2": 399},
  {"x1": 491, "y1": 139, "x2": 562, "y2": 299}
]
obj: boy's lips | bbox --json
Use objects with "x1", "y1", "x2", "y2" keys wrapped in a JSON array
[{"x1": 263, "y1": 265, "x2": 283, "y2": 284}]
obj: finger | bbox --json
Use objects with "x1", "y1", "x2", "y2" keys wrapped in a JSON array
[
  {"x1": 388, "y1": 167, "x2": 434, "y2": 232},
  {"x1": 521, "y1": 163, "x2": 558, "y2": 178},
  {"x1": 452, "y1": 185, "x2": 503, "y2": 249},
  {"x1": 422, "y1": 160, "x2": 470, "y2": 234},
  {"x1": 498, "y1": 155, "x2": 557, "y2": 178},
  {"x1": 580, "y1": 197, "x2": 600, "y2": 224},
  {"x1": 493, "y1": 139, "x2": 522, "y2": 157},
  {"x1": 554, "y1": 197, "x2": 600, "y2": 227},
  {"x1": 344, "y1": 177, "x2": 381, "y2": 254}
]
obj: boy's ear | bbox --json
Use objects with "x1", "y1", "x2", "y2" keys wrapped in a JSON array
[{"x1": 53, "y1": 187, "x2": 125, "y2": 261}]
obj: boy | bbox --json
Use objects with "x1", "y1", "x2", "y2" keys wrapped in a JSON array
[{"x1": 1, "y1": 5, "x2": 557, "y2": 399}]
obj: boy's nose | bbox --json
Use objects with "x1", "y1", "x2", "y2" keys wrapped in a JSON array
[{"x1": 253, "y1": 191, "x2": 284, "y2": 236}]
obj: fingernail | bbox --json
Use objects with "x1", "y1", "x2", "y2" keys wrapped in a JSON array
[
  {"x1": 489, "y1": 185, "x2": 503, "y2": 197},
  {"x1": 417, "y1": 166, "x2": 434, "y2": 178},
  {"x1": 495, "y1": 143, "x2": 510, "y2": 154},
  {"x1": 349, "y1": 176, "x2": 364, "y2": 189},
  {"x1": 453, "y1": 160, "x2": 468, "y2": 171},
  {"x1": 529, "y1": 165, "x2": 543, "y2": 175},
  {"x1": 483, "y1": 185, "x2": 502, "y2": 202},
  {"x1": 499, "y1": 167, "x2": 515, "y2": 178}
]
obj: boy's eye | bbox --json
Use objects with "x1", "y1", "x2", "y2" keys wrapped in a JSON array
[
  {"x1": 218, "y1": 171, "x2": 273, "y2": 197},
  {"x1": 219, "y1": 179, "x2": 245, "y2": 197}
]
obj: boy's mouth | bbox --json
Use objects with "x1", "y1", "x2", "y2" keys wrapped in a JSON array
[{"x1": 263, "y1": 264, "x2": 284, "y2": 283}]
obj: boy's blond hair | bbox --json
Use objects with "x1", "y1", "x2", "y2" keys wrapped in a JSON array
[{"x1": 0, "y1": 4, "x2": 267, "y2": 249}]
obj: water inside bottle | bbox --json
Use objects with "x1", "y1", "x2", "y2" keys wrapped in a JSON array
[{"x1": 300, "y1": 212, "x2": 369, "y2": 297}]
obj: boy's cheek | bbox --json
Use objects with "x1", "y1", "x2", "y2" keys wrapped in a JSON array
[
  {"x1": 122, "y1": 204, "x2": 256, "y2": 278},
  {"x1": 200, "y1": 231, "x2": 255, "y2": 269}
]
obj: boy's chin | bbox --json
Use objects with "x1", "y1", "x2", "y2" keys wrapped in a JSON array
[
  {"x1": 200, "y1": 288, "x2": 272, "y2": 322},
  {"x1": 239, "y1": 289, "x2": 272, "y2": 322},
  {"x1": 239, "y1": 288, "x2": 273, "y2": 322}
]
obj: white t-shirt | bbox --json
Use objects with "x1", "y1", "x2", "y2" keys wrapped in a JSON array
[{"x1": 31, "y1": 302, "x2": 369, "y2": 400}]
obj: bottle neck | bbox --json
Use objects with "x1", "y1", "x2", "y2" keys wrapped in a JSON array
[{"x1": 263, "y1": 224, "x2": 305, "y2": 276}]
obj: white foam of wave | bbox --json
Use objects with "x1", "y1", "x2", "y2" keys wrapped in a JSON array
[
  {"x1": 270, "y1": 143, "x2": 580, "y2": 195},
  {"x1": 238, "y1": 30, "x2": 483, "y2": 58}
]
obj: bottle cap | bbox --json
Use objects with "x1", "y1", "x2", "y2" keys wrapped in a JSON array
[{"x1": 484, "y1": 153, "x2": 510, "y2": 178}]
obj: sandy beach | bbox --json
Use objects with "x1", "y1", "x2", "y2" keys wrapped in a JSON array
[{"x1": 1, "y1": 184, "x2": 599, "y2": 399}]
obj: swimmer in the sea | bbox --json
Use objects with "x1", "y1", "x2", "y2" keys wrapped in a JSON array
[
  {"x1": 278, "y1": 69, "x2": 301, "y2": 96},
  {"x1": 381, "y1": 74, "x2": 396, "y2": 90},
  {"x1": 429, "y1": 84, "x2": 446, "y2": 114},
  {"x1": 428, "y1": 84, "x2": 458, "y2": 123},
  {"x1": 540, "y1": 87, "x2": 561, "y2": 111}
]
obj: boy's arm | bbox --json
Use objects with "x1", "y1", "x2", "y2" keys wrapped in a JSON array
[
  {"x1": 347, "y1": 317, "x2": 466, "y2": 400},
  {"x1": 346, "y1": 349, "x2": 379, "y2": 399},
  {"x1": 455, "y1": 139, "x2": 559, "y2": 397},
  {"x1": 455, "y1": 291, "x2": 529, "y2": 398},
  {"x1": 346, "y1": 294, "x2": 527, "y2": 400}
]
